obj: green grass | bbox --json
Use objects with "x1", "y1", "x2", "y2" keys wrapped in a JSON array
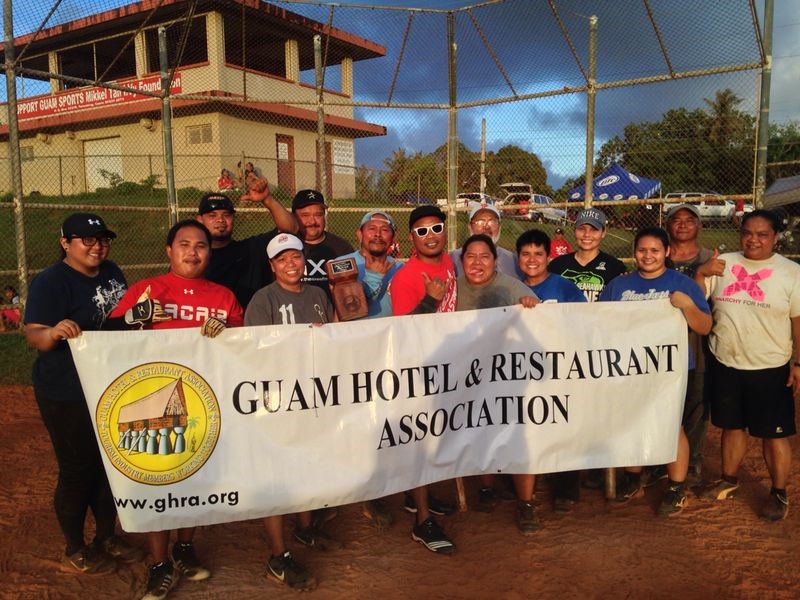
[{"x1": 0, "y1": 332, "x2": 35, "y2": 386}]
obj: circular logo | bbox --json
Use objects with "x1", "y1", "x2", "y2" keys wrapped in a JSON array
[
  {"x1": 597, "y1": 175, "x2": 619, "y2": 187},
  {"x1": 628, "y1": 173, "x2": 641, "y2": 183},
  {"x1": 96, "y1": 362, "x2": 220, "y2": 485}
]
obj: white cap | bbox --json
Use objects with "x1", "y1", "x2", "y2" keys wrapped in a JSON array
[
  {"x1": 267, "y1": 233, "x2": 304, "y2": 259},
  {"x1": 468, "y1": 200, "x2": 501, "y2": 222}
]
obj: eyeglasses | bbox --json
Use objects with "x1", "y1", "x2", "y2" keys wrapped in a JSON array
[
  {"x1": 412, "y1": 222, "x2": 445, "y2": 237},
  {"x1": 472, "y1": 219, "x2": 499, "y2": 228},
  {"x1": 72, "y1": 236, "x2": 112, "y2": 247}
]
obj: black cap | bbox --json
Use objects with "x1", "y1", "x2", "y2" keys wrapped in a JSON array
[
  {"x1": 409, "y1": 205, "x2": 447, "y2": 230},
  {"x1": 292, "y1": 189, "x2": 326, "y2": 211},
  {"x1": 61, "y1": 213, "x2": 117, "y2": 239},
  {"x1": 198, "y1": 192, "x2": 235, "y2": 215}
]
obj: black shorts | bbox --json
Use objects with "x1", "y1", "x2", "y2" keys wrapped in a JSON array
[{"x1": 706, "y1": 353, "x2": 796, "y2": 439}]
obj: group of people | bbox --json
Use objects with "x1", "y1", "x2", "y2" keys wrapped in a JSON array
[
  {"x1": 217, "y1": 162, "x2": 263, "y2": 192},
  {"x1": 23, "y1": 175, "x2": 798, "y2": 598}
]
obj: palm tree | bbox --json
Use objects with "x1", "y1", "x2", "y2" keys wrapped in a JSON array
[{"x1": 704, "y1": 89, "x2": 744, "y2": 147}]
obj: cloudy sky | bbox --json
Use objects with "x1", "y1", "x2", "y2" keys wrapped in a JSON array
[{"x1": 7, "y1": 0, "x2": 800, "y2": 188}]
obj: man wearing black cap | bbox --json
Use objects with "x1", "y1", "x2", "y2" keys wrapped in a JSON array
[
  {"x1": 197, "y1": 174, "x2": 297, "y2": 308},
  {"x1": 389, "y1": 205, "x2": 457, "y2": 555},
  {"x1": 665, "y1": 203, "x2": 718, "y2": 483},
  {"x1": 291, "y1": 189, "x2": 354, "y2": 299}
]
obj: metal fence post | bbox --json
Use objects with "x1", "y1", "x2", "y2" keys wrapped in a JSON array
[
  {"x1": 447, "y1": 12, "x2": 458, "y2": 251},
  {"x1": 314, "y1": 34, "x2": 326, "y2": 196},
  {"x1": 583, "y1": 15, "x2": 598, "y2": 209},
  {"x1": 3, "y1": 0, "x2": 29, "y2": 303},
  {"x1": 753, "y1": 0, "x2": 774, "y2": 208},
  {"x1": 159, "y1": 26, "x2": 178, "y2": 226}
]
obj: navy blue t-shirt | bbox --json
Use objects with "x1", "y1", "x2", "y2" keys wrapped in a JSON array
[
  {"x1": 25, "y1": 260, "x2": 127, "y2": 400},
  {"x1": 599, "y1": 269, "x2": 710, "y2": 368},
  {"x1": 528, "y1": 273, "x2": 586, "y2": 303}
]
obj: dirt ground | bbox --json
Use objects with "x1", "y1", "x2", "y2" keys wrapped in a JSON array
[{"x1": 1, "y1": 385, "x2": 798, "y2": 600}]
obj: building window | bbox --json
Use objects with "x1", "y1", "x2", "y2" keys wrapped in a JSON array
[
  {"x1": 58, "y1": 34, "x2": 137, "y2": 89},
  {"x1": 186, "y1": 124, "x2": 212, "y2": 145},
  {"x1": 21, "y1": 146, "x2": 34, "y2": 161},
  {"x1": 146, "y1": 16, "x2": 208, "y2": 73}
]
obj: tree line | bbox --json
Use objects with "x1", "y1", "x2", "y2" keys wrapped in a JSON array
[{"x1": 357, "y1": 88, "x2": 799, "y2": 203}]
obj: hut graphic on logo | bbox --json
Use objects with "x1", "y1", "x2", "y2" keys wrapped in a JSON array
[
  {"x1": 96, "y1": 362, "x2": 220, "y2": 485},
  {"x1": 117, "y1": 378, "x2": 190, "y2": 457}
]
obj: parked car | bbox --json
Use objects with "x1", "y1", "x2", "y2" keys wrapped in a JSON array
[
  {"x1": 498, "y1": 183, "x2": 566, "y2": 223},
  {"x1": 662, "y1": 192, "x2": 745, "y2": 222},
  {"x1": 457, "y1": 192, "x2": 496, "y2": 207}
]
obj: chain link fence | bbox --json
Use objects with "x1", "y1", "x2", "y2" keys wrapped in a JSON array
[{"x1": 2, "y1": 0, "x2": 796, "y2": 308}]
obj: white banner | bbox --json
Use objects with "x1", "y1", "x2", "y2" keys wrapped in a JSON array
[{"x1": 71, "y1": 300, "x2": 687, "y2": 532}]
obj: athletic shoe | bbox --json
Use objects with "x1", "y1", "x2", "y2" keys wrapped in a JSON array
[
  {"x1": 474, "y1": 487, "x2": 498, "y2": 513},
  {"x1": 657, "y1": 483, "x2": 688, "y2": 516},
  {"x1": 266, "y1": 551, "x2": 316, "y2": 590},
  {"x1": 700, "y1": 478, "x2": 739, "y2": 500},
  {"x1": 642, "y1": 465, "x2": 668, "y2": 488},
  {"x1": 581, "y1": 469, "x2": 604, "y2": 490},
  {"x1": 60, "y1": 544, "x2": 116, "y2": 575},
  {"x1": 403, "y1": 492, "x2": 457, "y2": 516},
  {"x1": 553, "y1": 496, "x2": 575, "y2": 513},
  {"x1": 101, "y1": 535, "x2": 146, "y2": 563},
  {"x1": 362, "y1": 499, "x2": 393, "y2": 530},
  {"x1": 311, "y1": 507, "x2": 339, "y2": 528},
  {"x1": 760, "y1": 490, "x2": 789, "y2": 521},
  {"x1": 294, "y1": 526, "x2": 343, "y2": 551},
  {"x1": 516, "y1": 501, "x2": 541, "y2": 535},
  {"x1": 614, "y1": 472, "x2": 643, "y2": 504},
  {"x1": 411, "y1": 518, "x2": 455, "y2": 554},
  {"x1": 141, "y1": 561, "x2": 177, "y2": 600},
  {"x1": 171, "y1": 542, "x2": 211, "y2": 581},
  {"x1": 687, "y1": 462, "x2": 703, "y2": 485}
]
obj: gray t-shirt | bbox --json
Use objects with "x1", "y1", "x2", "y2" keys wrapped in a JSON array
[
  {"x1": 245, "y1": 281, "x2": 333, "y2": 326},
  {"x1": 451, "y1": 246, "x2": 518, "y2": 278},
  {"x1": 456, "y1": 272, "x2": 537, "y2": 311}
]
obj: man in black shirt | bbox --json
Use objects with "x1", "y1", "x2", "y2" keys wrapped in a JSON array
[
  {"x1": 292, "y1": 189, "x2": 354, "y2": 299},
  {"x1": 197, "y1": 175, "x2": 297, "y2": 308}
]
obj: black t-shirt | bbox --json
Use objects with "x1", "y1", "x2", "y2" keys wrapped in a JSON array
[
  {"x1": 206, "y1": 230, "x2": 278, "y2": 309},
  {"x1": 25, "y1": 260, "x2": 127, "y2": 400},
  {"x1": 301, "y1": 232, "x2": 355, "y2": 300},
  {"x1": 548, "y1": 251, "x2": 627, "y2": 302}
]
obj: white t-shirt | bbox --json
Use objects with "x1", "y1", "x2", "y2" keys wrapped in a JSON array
[{"x1": 706, "y1": 252, "x2": 800, "y2": 369}]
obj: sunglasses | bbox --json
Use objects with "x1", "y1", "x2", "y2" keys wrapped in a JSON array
[
  {"x1": 72, "y1": 236, "x2": 112, "y2": 247},
  {"x1": 412, "y1": 222, "x2": 445, "y2": 237}
]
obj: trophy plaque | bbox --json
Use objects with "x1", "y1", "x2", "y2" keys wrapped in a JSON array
[{"x1": 325, "y1": 257, "x2": 368, "y2": 321}]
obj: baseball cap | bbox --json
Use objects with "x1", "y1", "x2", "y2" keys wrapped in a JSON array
[
  {"x1": 575, "y1": 208, "x2": 608, "y2": 230},
  {"x1": 409, "y1": 205, "x2": 447, "y2": 230},
  {"x1": 360, "y1": 210, "x2": 396, "y2": 230},
  {"x1": 666, "y1": 203, "x2": 700, "y2": 220},
  {"x1": 292, "y1": 189, "x2": 326, "y2": 211},
  {"x1": 468, "y1": 201, "x2": 501, "y2": 222},
  {"x1": 198, "y1": 192, "x2": 235, "y2": 215},
  {"x1": 61, "y1": 213, "x2": 117, "y2": 239},
  {"x1": 267, "y1": 233, "x2": 304, "y2": 259}
]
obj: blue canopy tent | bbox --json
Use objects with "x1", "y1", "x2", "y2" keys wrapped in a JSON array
[{"x1": 567, "y1": 163, "x2": 661, "y2": 201}]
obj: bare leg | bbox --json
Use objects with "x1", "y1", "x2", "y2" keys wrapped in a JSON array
[
  {"x1": 410, "y1": 486, "x2": 429, "y2": 525},
  {"x1": 763, "y1": 438, "x2": 792, "y2": 489},
  {"x1": 721, "y1": 428, "x2": 748, "y2": 478},
  {"x1": 297, "y1": 511, "x2": 312, "y2": 529},
  {"x1": 479, "y1": 474, "x2": 494, "y2": 488},
  {"x1": 176, "y1": 527, "x2": 194, "y2": 544},
  {"x1": 262, "y1": 516, "x2": 285, "y2": 556},
  {"x1": 146, "y1": 530, "x2": 170, "y2": 563},
  {"x1": 666, "y1": 429, "x2": 690, "y2": 482},
  {"x1": 512, "y1": 474, "x2": 534, "y2": 502}
]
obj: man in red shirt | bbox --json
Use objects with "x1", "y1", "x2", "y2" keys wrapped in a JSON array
[
  {"x1": 389, "y1": 206, "x2": 457, "y2": 554},
  {"x1": 110, "y1": 220, "x2": 242, "y2": 600},
  {"x1": 549, "y1": 227, "x2": 573, "y2": 259}
]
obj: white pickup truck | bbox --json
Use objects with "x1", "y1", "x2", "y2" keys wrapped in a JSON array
[
  {"x1": 663, "y1": 192, "x2": 752, "y2": 222},
  {"x1": 498, "y1": 183, "x2": 566, "y2": 223}
]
